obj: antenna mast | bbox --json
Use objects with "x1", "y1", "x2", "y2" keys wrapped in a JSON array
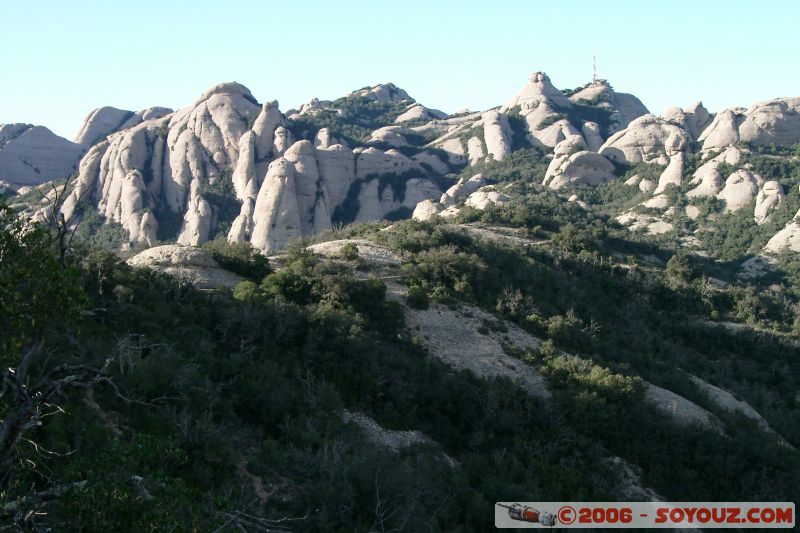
[{"x1": 592, "y1": 53, "x2": 597, "y2": 85}]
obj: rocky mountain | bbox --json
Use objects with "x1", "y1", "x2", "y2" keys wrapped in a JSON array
[
  {"x1": 5, "y1": 71, "x2": 800, "y2": 263},
  {"x1": 0, "y1": 124, "x2": 83, "y2": 188},
  {"x1": 4, "y1": 70, "x2": 800, "y2": 531}
]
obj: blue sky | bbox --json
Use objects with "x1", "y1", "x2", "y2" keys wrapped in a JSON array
[{"x1": 1, "y1": 1, "x2": 797, "y2": 139}]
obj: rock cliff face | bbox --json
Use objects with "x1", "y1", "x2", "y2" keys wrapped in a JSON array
[
  {"x1": 58, "y1": 82, "x2": 440, "y2": 253},
  {"x1": 15, "y1": 71, "x2": 800, "y2": 259},
  {"x1": 699, "y1": 98, "x2": 800, "y2": 151},
  {"x1": 0, "y1": 124, "x2": 83, "y2": 186},
  {"x1": 74, "y1": 106, "x2": 172, "y2": 147}
]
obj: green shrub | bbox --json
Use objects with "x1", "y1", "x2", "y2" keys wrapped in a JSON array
[{"x1": 405, "y1": 285, "x2": 429, "y2": 309}]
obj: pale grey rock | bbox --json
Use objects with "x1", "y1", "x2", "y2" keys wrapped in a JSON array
[
  {"x1": 466, "y1": 136, "x2": 484, "y2": 165},
  {"x1": 684, "y1": 101, "x2": 712, "y2": 139},
  {"x1": 127, "y1": 244, "x2": 243, "y2": 289},
  {"x1": 700, "y1": 98, "x2": 800, "y2": 150},
  {"x1": 569, "y1": 81, "x2": 649, "y2": 133},
  {"x1": 544, "y1": 135, "x2": 614, "y2": 189},
  {"x1": 317, "y1": 144, "x2": 356, "y2": 208},
  {"x1": 352, "y1": 83, "x2": 411, "y2": 103},
  {"x1": 252, "y1": 100, "x2": 282, "y2": 162},
  {"x1": 654, "y1": 151, "x2": 685, "y2": 194},
  {"x1": 765, "y1": 212, "x2": 800, "y2": 253},
  {"x1": 624, "y1": 174, "x2": 641, "y2": 186},
  {"x1": 639, "y1": 178, "x2": 656, "y2": 193},
  {"x1": 313, "y1": 127, "x2": 347, "y2": 149},
  {"x1": 413, "y1": 150, "x2": 449, "y2": 174},
  {"x1": 272, "y1": 126, "x2": 293, "y2": 156},
  {"x1": 465, "y1": 188, "x2": 510, "y2": 209},
  {"x1": 395, "y1": 104, "x2": 446, "y2": 123},
  {"x1": 716, "y1": 170, "x2": 764, "y2": 212},
  {"x1": 251, "y1": 158, "x2": 303, "y2": 254},
  {"x1": 643, "y1": 382, "x2": 722, "y2": 431},
  {"x1": 531, "y1": 119, "x2": 581, "y2": 148},
  {"x1": 482, "y1": 110, "x2": 512, "y2": 161},
  {"x1": 413, "y1": 199, "x2": 442, "y2": 220},
  {"x1": 643, "y1": 194, "x2": 669, "y2": 209},
  {"x1": 369, "y1": 126, "x2": 408, "y2": 147},
  {"x1": 74, "y1": 106, "x2": 137, "y2": 146},
  {"x1": 0, "y1": 124, "x2": 83, "y2": 185},
  {"x1": 687, "y1": 161, "x2": 724, "y2": 198},
  {"x1": 599, "y1": 115, "x2": 689, "y2": 164},
  {"x1": 177, "y1": 179, "x2": 212, "y2": 246},
  {"x1": 581, "y1": 121, "x2": 604, "y2": 151},
  {"x1": 356, "y1": 147, "x2": 422, "y2": 179},
  {"x1": 438, "y1": 138, "x2": 466, "y2": 165},
  {"x1": 754, "y1": 181, "x2": 784, "y2": 224},
  {"x1": 501, "y1": 72, "x2": 571, "y2": 111},
  {"x1": 546, "y1": 151, "x2": 616, "y2": 189},
  {"x1": 441, "y1": 173, "x2": 486, "y2": 206}
]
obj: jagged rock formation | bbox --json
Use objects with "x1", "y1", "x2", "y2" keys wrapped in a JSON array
[
  {"x1": 662, "y1": 102, "x2": 712, "y2": 139},
  {"x1": 700, "y1": 98, "x2": 800, "y2": 150},
  {"x1": 567, "y1": 80, "x2": 650, "y2": 134},
  {"x1": 0, "y1": 124, "x2": 83, "y2": 185},
  {"x1": 543, "y1": 135, "x2": 615, "y2": 189},
  {"x1": 599, "y1": 115, "x2": 689, "y2": 164},
  {"x1": 74, "y1": 106, "x2": 172, "y2": 147},
  {"x1": 56, "y1": 81, "x2": 441, "y2": 253}
]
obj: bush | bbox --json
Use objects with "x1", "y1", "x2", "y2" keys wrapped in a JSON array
[
  {"x1": 405, "y1": 285, "x2": 429, "y2": 309},
  {"x1": 338, "y1": 242, "x2": 359, "y2": 260}
]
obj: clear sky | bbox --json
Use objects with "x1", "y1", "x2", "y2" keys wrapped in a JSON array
[{"x1": 1, "y1": 1, "x2": 798, "y2": 140}]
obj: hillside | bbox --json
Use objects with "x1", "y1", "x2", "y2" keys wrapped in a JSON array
[{"x1": 3, "y1": 71, "x2": 800, "y2": 530}]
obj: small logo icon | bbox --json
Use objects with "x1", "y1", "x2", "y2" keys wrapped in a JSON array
[{"x1": 497, "y1": 503, "x2": 557, "y2": 527}]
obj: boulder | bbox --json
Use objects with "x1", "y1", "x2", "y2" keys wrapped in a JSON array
[
  {"x1": 599, "y1": 115, "x2": 689, "y2": 164},
  {"x1": 482, "y1": 110, "x2": 512, "y2": 161},
  {"x1": 440, "y1": 173, "x2": 486, "y2": 206},
  {"x1": 412, "y1": 199, "x2": 442, "y2": 221},
  {"x1": 716, "y1": 170, "x2": 764, "y2": 212},
  {"x1": 127, "y1": 244, "x2": 243, "y2": 289},
  {"x1": 465, "y1": 188, "x2": 510, "y2": 209},
  {"x1": 754, "y1": 181, "x2": 784, "y2": 224}
]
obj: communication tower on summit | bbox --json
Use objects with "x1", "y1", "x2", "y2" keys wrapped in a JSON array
[{"x1": 592, "y1": 53, "x2": 597, "y2": 85}]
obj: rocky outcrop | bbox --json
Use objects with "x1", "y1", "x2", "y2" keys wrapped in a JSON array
[
  {"x1": 440, "y1": 174, "x2": 487, "y2": 206},
  {"x1": 765, "y1": 216, "x2": 800, "y2": 252},
  {"x1": 465, "y1": 188, "x2": 510, "y2": 209},
  {"x1": 127, "y1": 244, "x2": 243, "y2": 289},
  {"x1": 599, "y1": 115, "x2": 690, "y2": 164},
  {"x1": 754, "y1": 181, "x2": 784, "y2": 224},
  {"x1": 699, "y1": 98, "x2": 800, "y2": 150},
  {"x1": 395, "y1": 104, "x2": 446, "y2": 123},
  {"x1": 568, "y1": 80, "x2": 649, "y2": 134},
  {"x1": 0, "y1": 124, "x2": 83, "y2": 185},
  {"x1": 74, "y1": 106, "x2": 173, "y2": 147},
  {"x1": 543, "y1": 135, "x2": 615, "y2": 189},
  {"x1": 482, "y1": 110, "x2": 512, "y2": 161},
  {"x1": 247, "y1": 140, "x2": 438, "y2": 253},
  {"x1": 61, "y1": 83, "x2": 406, "y2": 253},
  {"x1": 499, "y1": 72, "x2": 579, "y2": 148},
  {"x1": 369, "y1": 126, "x2": 408, "y2": 147},
  {"x1": 412, "y1": 199, "x2": 442, "y2": 221},
  {"x1": 351, "y1": 83, "x2": 411, "y2": 103},
  {"x1": 716, "y1": 170, "x2": 764, "y2": 212}
]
